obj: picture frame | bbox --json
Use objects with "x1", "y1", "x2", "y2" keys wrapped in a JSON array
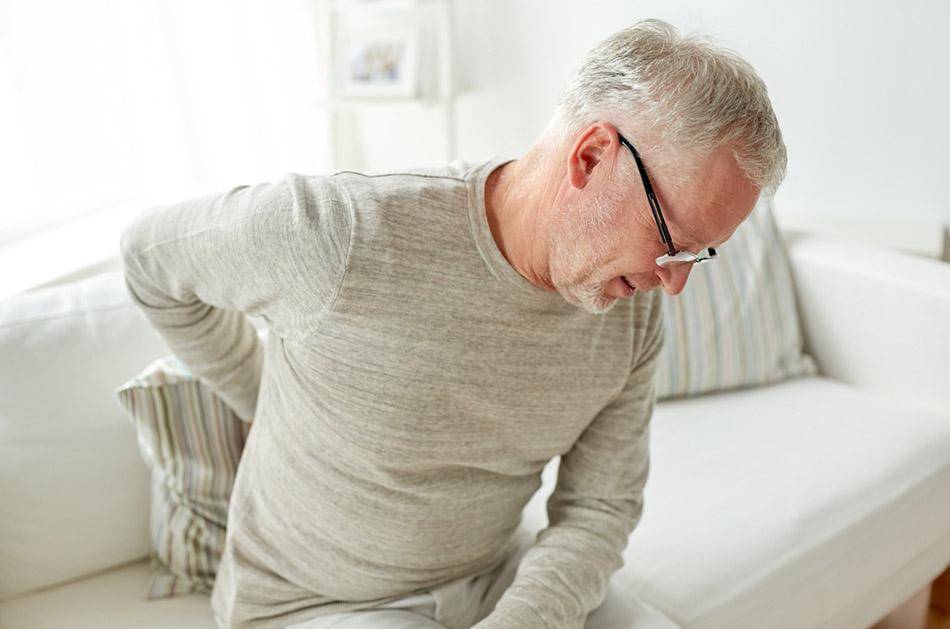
[{"x1": 334, "y1": 2, "x2": 421, "y2": 99}]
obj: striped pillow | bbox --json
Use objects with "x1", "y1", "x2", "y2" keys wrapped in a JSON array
[
  {"x1": 114, "y1": 355, "x2": 250, "y2": 599},
  {"x1": 655, "y1": 195, "x2": 817, "y2": 399}
]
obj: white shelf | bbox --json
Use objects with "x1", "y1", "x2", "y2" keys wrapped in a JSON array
[
  {"x1": 329, "y1": 0, "x2": 423, "y2": 8},
  {"x1": 312, "y1": 0, "x2": 457, "y2": 170},
  {"x1": 314, "y1": 95, "x2": 455, "y2": 108}
]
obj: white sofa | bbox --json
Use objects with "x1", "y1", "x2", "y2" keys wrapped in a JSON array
[{"x1": 1, "y1": 232, "x2": 949, "y2": 629}]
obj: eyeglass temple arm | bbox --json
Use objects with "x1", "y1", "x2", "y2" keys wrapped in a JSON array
[{"x1": 619, "y1": 135, "x2": 677, "y2": 254}]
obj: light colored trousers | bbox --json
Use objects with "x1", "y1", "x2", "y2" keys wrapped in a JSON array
[{"x1": 284, "y1": 528, "x2": 673, "y2": 629}]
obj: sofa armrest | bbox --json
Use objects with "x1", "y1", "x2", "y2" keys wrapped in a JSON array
[{"x1": 784, "y1": 232, "x2": 950, "y2": 412}]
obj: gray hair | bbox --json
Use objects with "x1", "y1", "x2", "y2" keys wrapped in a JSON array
[{"x1": 544, "y1": 19, "x2": 787, "y2": 195}]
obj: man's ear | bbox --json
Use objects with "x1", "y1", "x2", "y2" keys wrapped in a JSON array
[{"x1": 567, "y1": 122, "x2": 617, "y2": 190}]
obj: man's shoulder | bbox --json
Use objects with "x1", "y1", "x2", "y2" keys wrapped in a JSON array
[
  {"x1": 312, "y1": 159, "x2": 496, "y2": 225},
  {"x1": 328, "y1": 157, "x2": 488, "y2": 180},
  {"x1": 322, "y1": 157, "x2": 500, "y2": 197}
]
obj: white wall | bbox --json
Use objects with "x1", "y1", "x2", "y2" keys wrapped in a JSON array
[
  {"x1": 0, "y1": 0, "x2": 328, "y2": 247},
  {"x1": 0, "y1": 0, "x2": 331, "y2": 297},
  {"x1": 5, "y1": 0, "x2": 947, "y2": 298},
  {"x1": 450, "y1": 0, "x2": 950, "y2": 225}
]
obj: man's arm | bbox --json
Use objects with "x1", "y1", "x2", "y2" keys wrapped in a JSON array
[
  {"x1": 474, "y1": 290, "x2": 665, "y2": 629},
  {"x1": 119, "y1": 175, "x2": 352, "y2": 420}
]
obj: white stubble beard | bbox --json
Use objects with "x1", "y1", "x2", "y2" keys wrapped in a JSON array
[{"x1": 547, "y1": 186, "x2": 626, "y2": 315}]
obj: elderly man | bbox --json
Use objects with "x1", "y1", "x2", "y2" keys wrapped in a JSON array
[{"x1": 120, "y1": 18, "x2": 783, "y2": 629}]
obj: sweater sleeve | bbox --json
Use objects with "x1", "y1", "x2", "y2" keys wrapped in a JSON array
[
  {"x1": 473, "y1": 290, "x2": 665, "y2": 629},
  {"x1": 118, "y1": 173, "x2": 352, "y2": 421}
]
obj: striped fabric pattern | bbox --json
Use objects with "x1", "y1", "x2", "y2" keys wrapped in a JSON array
[
  {"x1": 655, "y1": 195, "x2": 817, "y2": 400},
  {"x1": 114, "y1": 354, "x2": 250, "y2": 599}
]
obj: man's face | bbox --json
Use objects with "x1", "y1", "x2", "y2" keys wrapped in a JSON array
[{"x1": 546, "y1": 144, "x2": 760, "y2": 315}]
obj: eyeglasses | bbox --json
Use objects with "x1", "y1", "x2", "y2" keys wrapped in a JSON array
[{"x1": 617, "y1": 132, "x2": 718, "y2": 268}]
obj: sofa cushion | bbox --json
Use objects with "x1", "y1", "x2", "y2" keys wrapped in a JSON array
[
  {"x1": 0, "y1": 559, "x2": 216, "y2": 629},
  {"x1": 0, "y1": 270, "x2": 269, "y2": 600},
  {"x1": 115, "y1": 355, "x2": 251, "y2": 599},
  {"x1": 655, "y1": 196, "x2": 817, "y2": 399},
  {"x1": 0, "y1": 272, "x2": 173, "y2": 599},
  {"x1": 523, "y1": 377, "x2": 950, "y2": 629},
  {"x1": 0, "y1": 542, "x2": 680, "y2": 629}
]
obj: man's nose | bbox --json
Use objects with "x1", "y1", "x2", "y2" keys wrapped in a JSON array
[{"x1": 658, "y1": 263, "x2": 692, "y2": 296}]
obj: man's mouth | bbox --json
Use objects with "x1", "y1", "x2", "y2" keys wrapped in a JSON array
[{"x1": 620, "y1": 275, "x2": 637, "y2": 296}]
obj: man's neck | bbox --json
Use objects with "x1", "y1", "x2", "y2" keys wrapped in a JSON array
[{"x1": 484, "y1": 154, "x2": 558, "y2": 292}]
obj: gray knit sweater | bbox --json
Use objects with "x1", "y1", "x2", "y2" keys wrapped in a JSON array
[{"x1": 119, "y1": 156, "x2": 664, "y2": 629}]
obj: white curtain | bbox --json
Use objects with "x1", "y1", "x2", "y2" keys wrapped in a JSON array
[{"x1": 0, "y1": 0, "x2": 330, "y2": 247}]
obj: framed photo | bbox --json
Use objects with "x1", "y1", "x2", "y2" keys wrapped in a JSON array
[{"x1": 335, "y1": 4, "x2": 420, "y2": 99}]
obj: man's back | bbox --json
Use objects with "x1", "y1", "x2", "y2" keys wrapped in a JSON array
[{"x1": 119, "y1": 156, "x2": 663, "y2": 629}]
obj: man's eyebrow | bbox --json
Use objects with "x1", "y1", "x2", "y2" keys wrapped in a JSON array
[
  {"x1": 685, "y1": 229, "x2": 704, "y2": 247},
  {"x1": 672, "y1": 220, "x2": 705, "y2": 248}
]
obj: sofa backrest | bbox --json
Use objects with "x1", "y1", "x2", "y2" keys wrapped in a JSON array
[
  {"x1": 784, "y1": 232, "x2": 950, "y2": 414},
  {"x1": 0, "y1": 271, "x2": 268, "y2": 598}
]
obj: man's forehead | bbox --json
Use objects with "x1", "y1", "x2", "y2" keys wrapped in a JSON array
[
  {"x1": 666, "y1": 202, "x2": 718, "y2": 243},
  {"x1": 677, "y1": 219, "x2": 708, "y2": 246},
  {"x1": 670, "y1": 166, "x2": 760, "y2": 246},
  {"x1": 669, "y1": 193, "x2": 755, "y2": 248}
]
